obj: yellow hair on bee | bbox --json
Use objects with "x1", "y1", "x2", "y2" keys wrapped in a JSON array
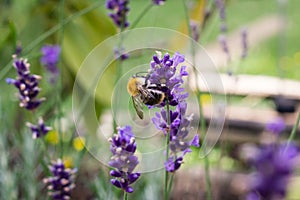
[{"x1": 127, "y1": 78, "x2": 140, "y2": 97}]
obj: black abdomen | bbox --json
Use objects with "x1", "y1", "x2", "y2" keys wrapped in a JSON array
[{"x1": 142, "y1": 90, "x2": 165, "y2": 105}]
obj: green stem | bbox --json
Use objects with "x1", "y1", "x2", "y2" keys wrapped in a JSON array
[
  {"x1": 203, "y1": 151, "x2": 212, "y2": 200},
  {"x1": 167, "y1": 173, "x2": 174, "y2": 195},
  {"x1": 182, "y1": 1, "x2": 212, "y2": 200},
  {"x1": 286, "y1": 112, "x2": 300, "y2": 148},
  {"x1": 123, "y1": 192, "x2": 128, "y2": 200},
  {"x1": 130, "y1": 3, "x2": 153, "y2": 29},
  {"x1": 57, "y1": 0, "x2": 65, "y2": 159},
  {"x1": 114, "y1": 3, "x2": 153, "y2": 45},
  {"x1": 164, "y1": 101, "x2": 171, "y2": 200},
  {"x1": 112, "y1": 11, "x2": 127, "y2": 132}
]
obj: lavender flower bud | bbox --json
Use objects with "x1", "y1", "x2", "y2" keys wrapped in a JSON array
[
  {"x1": 26, "y1": 118, "x2": 52, "y2": 139},
  {"x1": 114, "y1": 47, "x2": 129, "y2": 61},
  {"x1": 15, "y1": 43, "x2": 22, "y2": 56},
  {"x1": 153, "y1": 0, "x2": 165, "y2": 5}
]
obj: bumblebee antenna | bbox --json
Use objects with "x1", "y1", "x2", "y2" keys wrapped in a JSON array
[{"x1": 134, "y1": 72, "x2": 149, "y2": 78}]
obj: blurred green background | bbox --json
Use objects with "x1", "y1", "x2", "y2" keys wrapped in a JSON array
[{"x1": 1, "y1": 0, "x2": 300, "y2": 199}]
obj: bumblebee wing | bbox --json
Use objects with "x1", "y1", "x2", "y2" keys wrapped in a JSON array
[
  {"x1": 132, "y1": 96, "x2": 144, "y2": 119},
  {"x1": 138, "y1": 85, "x2": 156, "y2": 99}
]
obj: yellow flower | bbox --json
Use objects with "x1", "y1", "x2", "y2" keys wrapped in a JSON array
[
  {"x1": 73, "y1": 137, "x2": 85, "y2": 152},
  {"x1": 63, "y1": 157, "x2": 74, "y2": 168},
  {"x1": 200, "y1": 93, "x2": 212, "y2": 105},
  {"x1": 45, "y1": 130, "x2": 59, "y2": 145}
]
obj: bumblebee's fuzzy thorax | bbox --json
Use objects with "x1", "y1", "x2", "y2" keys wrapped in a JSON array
[{"x1": 127, "y1": 78, "x2": 140, "y2": 97}]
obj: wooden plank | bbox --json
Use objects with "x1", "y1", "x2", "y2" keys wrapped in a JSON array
[
  {"x1": 191, "y1": 74, "x2": 300, "y2": 100},
  {"x1": 198, "y1": 104, "x2": 300, "y2": 143}
]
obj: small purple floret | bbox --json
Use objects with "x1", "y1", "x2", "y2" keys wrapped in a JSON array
[{"x1": 26, "y1": 118, "x2": 52, "y2": 139}]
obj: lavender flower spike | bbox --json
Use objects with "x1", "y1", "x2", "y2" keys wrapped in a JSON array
[
  {"x1": 106, "y1": 0, "x2": 130, "y2": 28},
  {"x1": 149, "y1": 52, "x2": 200, "y2": 172},
  {"x1": 44, "y1": 159, "x2": 77, "y2": 200},
  {"x1": 108, "y1": 125, "x2": 140, "y2": 193},
  {"x1": 6, "y1": 55, "x2": 45, "y2": 110}
]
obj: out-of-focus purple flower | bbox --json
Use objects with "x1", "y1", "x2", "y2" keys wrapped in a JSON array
[
  {"x1": 241, "y1": 28, "x2": 248, "y2": 59},
  {"x1": 106, "y1": 0, "x2": 130, "y2": 28},
  {"x1": 44, "y1": 159, "x2": 77, "y2": 200},
  {"x1": 15, "y1": 43, "x2": 22, "y2": 56},
  {"x1": 218, "y1": 34, "x2": 231, "y2": 63},
  {"x1": 215, "y1": 0, "x2": 226, "y2": 32},
  {"x1": 190, "y1": 21, "x2": 200, "y2": 41},
  {"x1": 114, "y1": 47, "x2": 129, "y2": 61},
  {"x1": 266, "y1": 117, "x2": 286, "y2": 136},
  {"x1": 40, "y1": 45, "x2": 61, "y2": 83},
  {"x1": 40, "y1": 45, "x2": 61, "y2": 69},
  {"x1": 153, "y1": 0, "x2": 165, "y2": 5},
  {"x1": 26, "y1": 118, "x2": 52, "y2": 139},
  {"x1": 108, "y1": 126, "x2": 140, "y2": 193},
  {"x1": 246, "y1": 143, "x2": 298, "y2": 200},
  {"x1": 148, "y1": 52, "x2": 188, "y2": 106},
  {"x1": 6, "y1": 55, "x2": 45, "y2": 110},
  {"x1": 215, "y1": 0, "x2": 225, "y2": 20}
]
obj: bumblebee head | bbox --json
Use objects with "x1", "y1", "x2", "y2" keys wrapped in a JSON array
[
  {"x1": 127, "y1": 72, "x2": 149, "y2": 96},
  {"x1": 127, "y1": 77, "x2": 141, "y2": 96}
]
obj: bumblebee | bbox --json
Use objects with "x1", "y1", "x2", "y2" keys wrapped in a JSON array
[{"x1": 127, "y1": 76, "x2": 165, "y2": 119}]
